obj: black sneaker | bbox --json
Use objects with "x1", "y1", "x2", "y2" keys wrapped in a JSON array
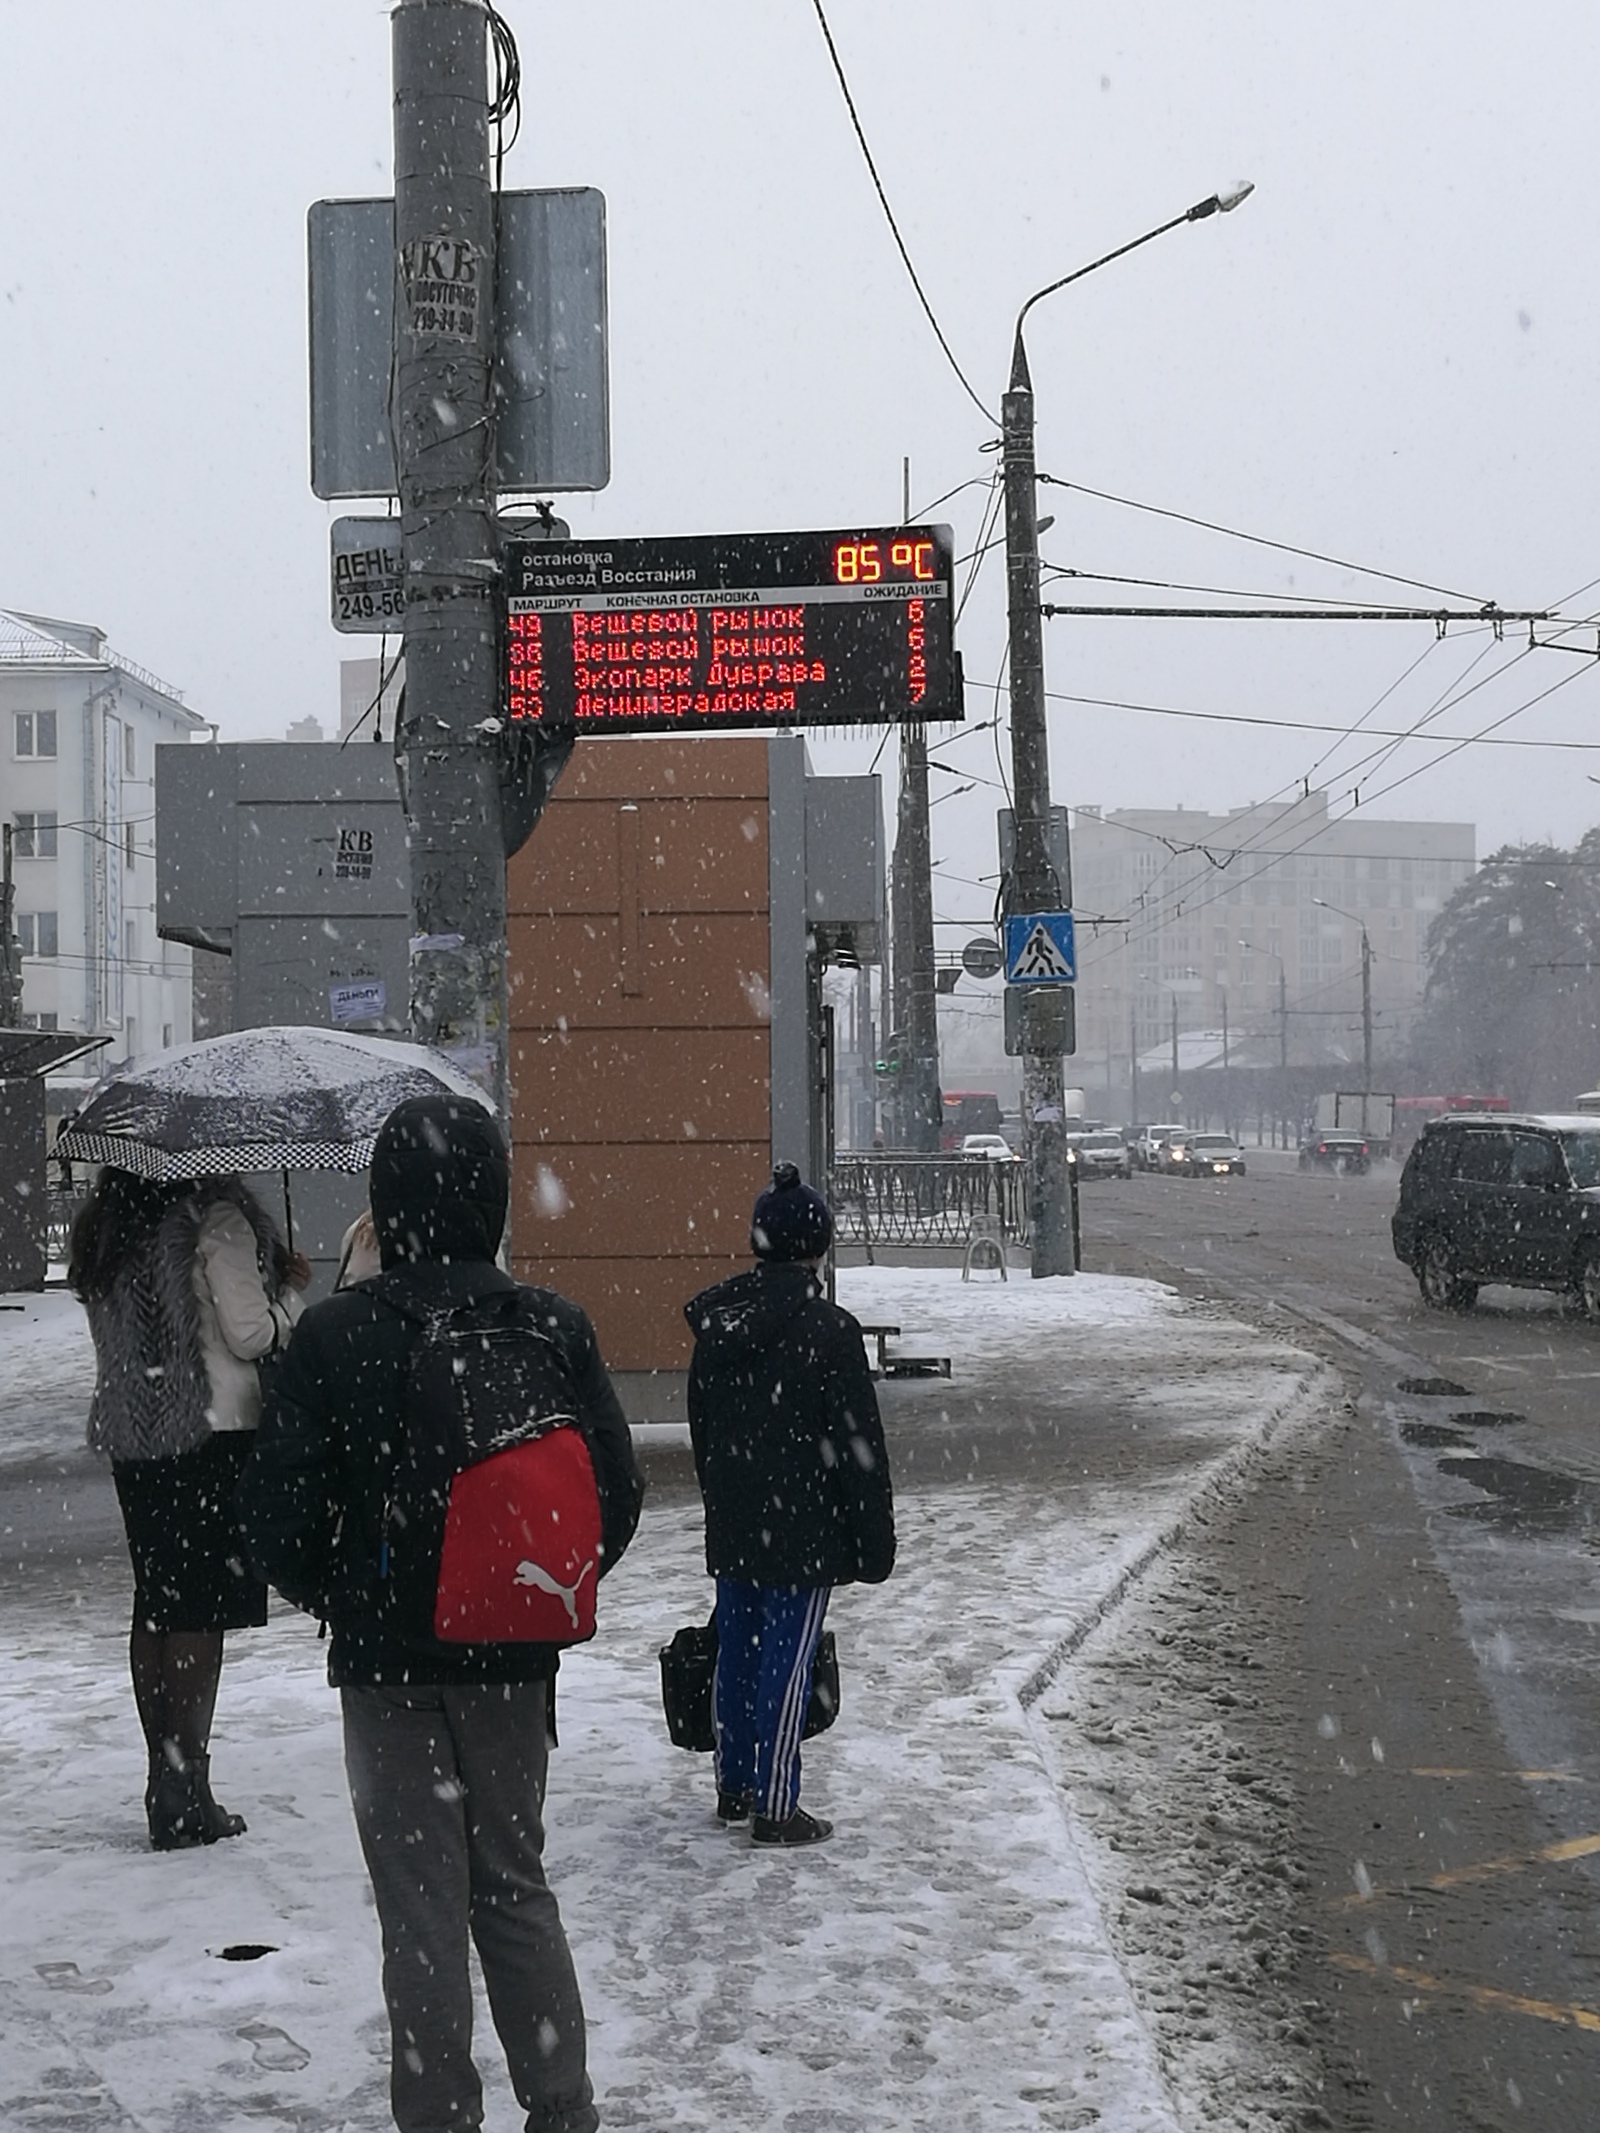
[
  {"x1": 716, "y1": 1790, "x2": 753, "y2": 1824},
  {"x1": 751, "y1": 1807, "x2": 833, "y2": 1847}
]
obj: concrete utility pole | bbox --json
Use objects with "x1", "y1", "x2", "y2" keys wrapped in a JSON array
[
  {"x1": 1314, "y1": 895, "x2": 1375, "y2": 1112},
  {"x1": 889, "y1": 450, "x2": 941, "y2": 1155},
  {"x1": 1001, "y1": 185, "x2": 1253, "y2": 1275},
  {"x1": 392, "y1": 0, "x2": 507, "y2": 1108},
  {"x1": 890, "y1": 727, "x2": 941, "y2": 1151},
  {"x1": 1002, "y1": 340, "x2": 1074, "y2": 1273},
  {"x1": 1129, "y1": 1000, "x2": 1140, "y2": 1126},
  {"x1": 1361, "y1": 929, "x2": 1374, "y2": 1097}
]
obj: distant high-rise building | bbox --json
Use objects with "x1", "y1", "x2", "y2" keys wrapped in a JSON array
[{"x1": 1068, "y1": 790, "x2": 1476, "y2": 1087}]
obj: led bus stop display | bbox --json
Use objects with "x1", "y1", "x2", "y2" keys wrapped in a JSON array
[{"x1": 504, "y1": 525, "x2": 958, "y2": 736}]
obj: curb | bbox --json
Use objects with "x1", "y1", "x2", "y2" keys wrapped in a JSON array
[{"x1": 1014, "y1": 1354, "x2": 1342, "y2": 1711}]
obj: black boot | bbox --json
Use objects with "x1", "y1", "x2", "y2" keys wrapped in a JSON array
[
  {"x1": 147, "y1": 1742, "x2": 204, "y2": 1852},
  {"x1": 751, "y1": 1806, "x2": 833, "y2": 1847},
  {"x1": 190, "y1": 1754, "x2": 246, "y2": 1843}
]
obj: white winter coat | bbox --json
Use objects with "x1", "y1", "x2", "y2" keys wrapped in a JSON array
[{"x1": 193, "y1": 1201, "x2": 302, "y2": 1432}]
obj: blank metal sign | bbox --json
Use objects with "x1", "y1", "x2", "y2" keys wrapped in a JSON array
[{"x1": 308, "y1": 188, "x2": 609, "y2": 499}]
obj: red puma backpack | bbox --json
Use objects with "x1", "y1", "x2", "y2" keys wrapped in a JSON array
[{"x1": 376, "y1": 1285, "x2": 604, "y2": 1647}]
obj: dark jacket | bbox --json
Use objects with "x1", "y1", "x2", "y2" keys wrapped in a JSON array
[
  {"x1": 238, "y1": 1095, "x2": 644, "y2": 1687},
  {"x1": 85, "y1": 1182, "x2": 289, "y2": 1462},
  {"x1": 685, "y1": 1262, "x2": 895, "y2": 1589}
]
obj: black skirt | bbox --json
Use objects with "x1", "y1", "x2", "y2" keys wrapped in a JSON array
[{"x1": 112, "y1": 1432, "x2": 269, "y2": 1634}]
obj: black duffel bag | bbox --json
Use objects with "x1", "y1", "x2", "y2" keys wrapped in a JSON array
[{"x1": 659, "y1": 1617, "x2": 839, "y2": 1752}]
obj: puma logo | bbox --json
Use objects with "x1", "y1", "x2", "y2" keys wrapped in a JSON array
[{"x1": 513, "y1": 1557, "x2": 595, "y2": 1628}]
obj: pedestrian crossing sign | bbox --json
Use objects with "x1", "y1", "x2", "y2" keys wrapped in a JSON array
[{"x1": 1004, "y1": 911, "x2": 1076, "y2": 984}]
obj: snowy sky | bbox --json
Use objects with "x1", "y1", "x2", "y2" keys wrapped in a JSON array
[{"x1": 4, "y1": 0, "x2": 1599, "y2": 939}]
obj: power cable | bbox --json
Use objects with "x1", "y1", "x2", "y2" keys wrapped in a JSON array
[
  {"x1": 485, "y1": 4, "x2": 522, "y2": 179},
  {"x1": 1043, "y1": 685, "x2": 1600, "y2": 749},
  {"x1": 954, "y1": 475, "x2": 1004, "y2": 626},
  {"x1": 905, "y1": 475, "x2": 993, "y2": 524},
  {"x1": 808, "y1": 0, "x2": 995, "y2": 424},
  {"x1": 1071, "y1": 653, "x2": 1589, "y2": 982},
  {"x1": 1069, "y1": 645, "x2": 1549, "y2": 965},
  {"x1": 1040, "y1": 564, "x2": 1488, "y2": 615},
  {"x1": 1038, "y1": 476, "x2": 1488, "y2": 605}
]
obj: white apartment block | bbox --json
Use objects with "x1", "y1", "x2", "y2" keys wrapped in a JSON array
[
  {"x1": 1069, "y1": 790, "x2": 1476, "y2": 1079},
  {"x1": 1, "y1": 611, "x2": 208, "y2": 1065}
]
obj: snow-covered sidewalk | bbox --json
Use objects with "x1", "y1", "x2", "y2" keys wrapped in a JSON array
[
  {"x1": 0, "y1": 1270, "x2": 1334, "y2": 2131},
  {"x1": 0, "y1": 1288, "x2": 96, "y2": 1469}
]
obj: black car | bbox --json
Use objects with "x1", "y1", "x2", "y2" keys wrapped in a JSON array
[
  {"x1": 1299, "y1": 1131, "x2": 1371, "y2": 1175},
  {"x1": 1391, "y1": 1112, "x2": 1600, "y2": 1314}
]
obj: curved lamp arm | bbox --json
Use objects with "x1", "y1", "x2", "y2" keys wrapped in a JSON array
[{"x1": 1010, "y1": 183, "x2": 1254, "y2": 390}]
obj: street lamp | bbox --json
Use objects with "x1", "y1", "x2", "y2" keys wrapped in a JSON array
[
  {"x1": 1312, "y1": 897, "x2": 1374, "y2": 1100},
  {"x1": 1004, "y1": 183, "x2": 1253, "y2": 1277}
]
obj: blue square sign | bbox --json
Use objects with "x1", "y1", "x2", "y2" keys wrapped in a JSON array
[{"x1": 1004, "y1": 911, "x2": 1076, "y2": 984}]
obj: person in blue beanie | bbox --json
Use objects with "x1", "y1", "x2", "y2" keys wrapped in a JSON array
[{"x1": 684, "y1": 1163, "x2": 896, "y2": 1847}]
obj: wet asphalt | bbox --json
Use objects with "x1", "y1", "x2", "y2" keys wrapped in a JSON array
[{"x1": 1084, "y1": 1151, "x2": 1600, "y2": 2130}]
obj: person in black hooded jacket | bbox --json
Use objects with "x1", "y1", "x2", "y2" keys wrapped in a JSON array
[
  {"x1": 684, "y1": 1163, "x2": 895, "y2": 1849},
  {"x1": 240, "y1": 1093, "x2": 641, "y2": 2133}
]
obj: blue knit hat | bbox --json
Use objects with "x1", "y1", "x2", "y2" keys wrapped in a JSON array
[{"x1": 751, "y1": 1162, "x2": 834, "y2": 1262}]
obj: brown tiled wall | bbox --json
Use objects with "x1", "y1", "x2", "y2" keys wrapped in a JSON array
[{"x1": 507, "y1": 737, "x2": 772, "y2": 1370}]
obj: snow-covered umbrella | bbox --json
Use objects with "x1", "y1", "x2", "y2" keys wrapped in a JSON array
[{"x1": 53, "y1": 1027, "x2": 492, "y2": 1182}]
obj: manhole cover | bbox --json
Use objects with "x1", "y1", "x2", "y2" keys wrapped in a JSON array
[
  {"x1": 1397, "y1": 1376, "x2": 1471, "y2": 1397},
  {"x1": 215, "y1": 1944, "x2": 278, "y2": 1962}
]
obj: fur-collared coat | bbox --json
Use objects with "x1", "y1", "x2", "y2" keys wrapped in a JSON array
[{"x1": 85, "y1": 1185, "x2": 298, "y2": 1463}]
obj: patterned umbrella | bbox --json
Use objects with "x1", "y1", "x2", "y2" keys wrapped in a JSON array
[{"x1": 53, "y1": 1027, "x2": 491, "y2": 1181}]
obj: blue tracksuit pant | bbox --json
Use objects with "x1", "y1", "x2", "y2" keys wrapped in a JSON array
[{"x1": 712, "y1": 1578, "x2": 831, "y2": 1821}]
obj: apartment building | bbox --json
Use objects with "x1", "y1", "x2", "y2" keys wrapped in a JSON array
[
  {"x1": 1069, "y1": 790, "x2": 1476, "y2": 1084},
  {"x1": 1, "y1": 610, "x2": 207, "y2": 1064}
]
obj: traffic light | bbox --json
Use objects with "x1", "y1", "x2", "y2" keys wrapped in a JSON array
[{"x1": 874, "y1": 1032, "x2": 906, "y2": 1079}]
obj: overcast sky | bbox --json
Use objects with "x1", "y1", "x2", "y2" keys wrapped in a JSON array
[{"x1": 4, "y1": 1, "x2": 1598, "y2": 940}]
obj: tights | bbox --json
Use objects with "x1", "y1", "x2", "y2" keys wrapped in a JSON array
[{"x1": 128, "y1": 1624, "x2": 226, "y2": 1764}]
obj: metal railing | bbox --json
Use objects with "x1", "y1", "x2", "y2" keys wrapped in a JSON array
[
  {"x1": 828, "y1": 1155, "x2": 1028, "y2": 1250},
  {"x1": 46, "y1": 1189, "x2": 87, "y2": 1267}
]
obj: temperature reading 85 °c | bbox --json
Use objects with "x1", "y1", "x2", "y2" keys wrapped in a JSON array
[{"x1": 834, "y1": 538, "x2": 935, "y2": 585}]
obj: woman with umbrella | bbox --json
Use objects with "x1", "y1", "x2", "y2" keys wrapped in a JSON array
[
  {"x1": 68, "y1": 1171, "x2": 309, "y2": 1850},
  {"x1": 54, "y1": 1027, "x2": 492, "y2": 1847}
]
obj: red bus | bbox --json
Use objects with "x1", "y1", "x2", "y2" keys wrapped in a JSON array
[
  {"x1": 1392, "y1": 1093, "x2": 1510, "y2": 1158},
  {"x1": 941, "y1": 1090, "x2": 1004, "y2": 1151}
]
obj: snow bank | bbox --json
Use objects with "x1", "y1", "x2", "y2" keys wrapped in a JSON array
[
  {"x1": 837, "y1": 1263, "x2": 1178, "y2": 1336},
  {"x1": 0, "y1": 1289, "x2": 94, "y2": 1467}
]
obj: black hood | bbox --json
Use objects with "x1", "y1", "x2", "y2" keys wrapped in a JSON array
[
  {"x1": 369, "y1": 1093, "x2": 508, "y2": 1268},
  {"x1": 685, "y1": 1262, "x2": 822, "y2": 1353}
]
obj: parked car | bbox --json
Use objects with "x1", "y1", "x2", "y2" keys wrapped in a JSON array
[
  {"x1": 961, "y1": 1132, "x2": 1021, "y2": 1163},
  {"x1": 1299, "y1": 1131, "x2": 1371, "y2": 1175},
  {"x1": 1074, "y1": 1130, "x2": 1132, "y2": 1180},
  {"x1": 1391, "y1": 1112, "x2": 1600, "y2": 1314},
  {"x1": 1134, "y1": 1124, "x2": 1185, "y2": 1171},
  {"x1": 1168, "y1": 1132, "x2": 1247, "y2": 1178}
]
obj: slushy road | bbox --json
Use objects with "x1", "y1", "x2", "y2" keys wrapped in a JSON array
[{"x1": 1076, "y1": 1150, "x2": 1600, "y2": 2131}]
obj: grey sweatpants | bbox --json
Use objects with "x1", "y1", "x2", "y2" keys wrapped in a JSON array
[{"x1": 341, "y1": 1682, "x2": 598, "y2": 2133}]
